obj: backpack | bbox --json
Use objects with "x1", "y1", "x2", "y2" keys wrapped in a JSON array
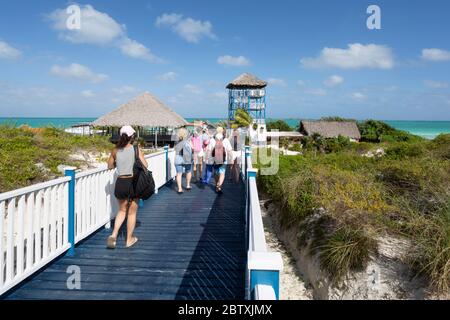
[
  {"x1": 191, "y1": 136, "x2": 202, "y2": 153},
  {"x1": 212, "y1": 139, "x2": 226, "y2": 165},
  {"x1": 182, "y1": 140, "x2": 193, "y2": 163},
  {"x1": 232, "y1": 131, "x2": 239, "y2": 151},
  {"x1": 132, "y1": 145, "x2": 155, "y2": 200}
]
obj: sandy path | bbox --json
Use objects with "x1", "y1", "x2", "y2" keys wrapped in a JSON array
[{"x1": 259, "y1": 199, "x2": 313, "y2": 300}]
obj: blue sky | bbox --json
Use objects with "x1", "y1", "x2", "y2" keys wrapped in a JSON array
[{"x1": 0, "y1": 0, "x2": 449, "y2": 120}]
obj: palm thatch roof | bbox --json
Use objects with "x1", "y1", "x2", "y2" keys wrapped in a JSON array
[
  {"x1": 226, "y1": 73, "x2": 267, "y2": 89},
  {"x1": 91, "y1": 92, "x2": 188, "y2": 128},
  {"x1": 300, "y1": 121, "x2": 361, "y2": 140}
]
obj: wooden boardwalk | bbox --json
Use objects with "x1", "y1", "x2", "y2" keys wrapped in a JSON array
[{"x1": 2, "y1": 177, "x2": 246, "y2": 300}]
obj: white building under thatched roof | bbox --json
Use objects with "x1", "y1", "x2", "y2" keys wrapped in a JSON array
[
  {"x1": 91, "y1": 92, "x2": 187, "y2": 128},
  {"x1": 300, "y1": 120, "x2": 361, "y2": 141}
]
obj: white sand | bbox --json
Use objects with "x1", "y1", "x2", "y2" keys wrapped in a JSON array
[{"x1": 260, "y1": 199, "x2": 313, "y2": 300}]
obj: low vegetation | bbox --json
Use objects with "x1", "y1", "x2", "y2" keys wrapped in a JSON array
[
  {"x1": 0, "y1": 125, "x2": 112, "y2": 193},
  {"x1": 266, "y1": 120, "x2": 294, "y2": 132},
  {"x1": 257, "y1": 120, "x2": 450, "y2": 295}
]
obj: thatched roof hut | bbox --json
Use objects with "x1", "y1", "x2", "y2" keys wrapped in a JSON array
[
  {"x1": 226, "y1": 73, "x2": 267, "y2": 89},
  {"x1": 300, "y1": 120, "x2": 361, "y2": 140},
  {"x1": 91, "y1": 92, "x2": 187, "y2": 128}
]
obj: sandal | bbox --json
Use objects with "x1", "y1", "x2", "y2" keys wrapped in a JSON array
[
  {"x1": 106, "y1": 236, "x2": 117, "y2": 249},
  {"x1": 186, "y1": 186, "x2": 192, "y2": 191},
  {"x1": 126, "y1": 237, "x2": 139, "y2": 248}
]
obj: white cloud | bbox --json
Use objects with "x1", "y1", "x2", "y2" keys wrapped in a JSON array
[
  {"x1": 155, "y1": 13, "x2": 183, "y2": 26},
  {"x1": 155, "y1": 13, "x2": 216, "y2": 43},
  {"x1": 424, "y1": 80, "x2": 449, "y2": 89},
  {"x1": 47, "y1": 4, "x2": 163, "y2": 63},
  {"x1": 118, "y1": 38, "x2": 164, "y2": 63},
  {"x1": 301, "y1": 43, "x2": 394, "y2": 69},
  {"x1": 267, "y1": 78, "x2": 287, "y2": 87},
  {"x1": 297, "y1": 80, "x2": 307, "y2": 86},
  {"x1": 217, "y1": 55, "x2": 250, "y2": 66},
  {"x1": 324, "y1": 75, "x2": 344, "y2": 87},
  {"x1": 47, "y1": 5, "x2": 124, "y2": 44},
  {"x1": 184, "y1": 84, "x2": 202, "y2": 94},
  {"x1": 421, "y1": 48, "x2": 450, "y2": 62},
  {"x1": 350, "y1": 92, "x2": 367, "y2": 100},
  {"x1": 305, "y1": 88, "x2": 327, "y2": 96},
  {"x1": 50, "y1": 63, "x2": 108, "y2": 83},
  {"x1": 157, "y1": 71, "x2": 178, "y2": 81},
  {"x1": 0, "y1": 41, "x2": 22, "y2": 59},
  {"x1": 81, "y1": 90, "x2": 95, "y2": 98}
]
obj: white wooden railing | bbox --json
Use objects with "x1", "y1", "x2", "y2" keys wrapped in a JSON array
[
  {"x1": 242, "y1": 146, "x2": 283, "y2": 300},
  {"x1": 0, "y1": 147, "x2": 176, "y2": 296},
  {"x1": 0, "y1": 178, "x2": 72, "y2": 295}
]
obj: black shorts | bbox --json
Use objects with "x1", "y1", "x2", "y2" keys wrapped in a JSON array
[{"x1": 114, "y1": 177, "x2": 135, "y2": 200}]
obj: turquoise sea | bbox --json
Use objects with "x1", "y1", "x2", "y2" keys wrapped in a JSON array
[{"x1": 1, "y1": 117, "x2": 449, "y2": 139}]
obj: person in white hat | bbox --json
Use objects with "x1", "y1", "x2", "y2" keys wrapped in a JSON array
[{"x1": 106, "y1": 125, "x2": 148, "y2": 249}]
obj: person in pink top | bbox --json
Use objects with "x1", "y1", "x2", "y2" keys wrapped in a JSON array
[{"x1": 191, "y1": 128, "x2": 203, "y2": 182}]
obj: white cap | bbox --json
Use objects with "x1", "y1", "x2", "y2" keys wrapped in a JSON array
[{"x1": 119, "y1": 125, "x2": 136, "y2": 137}]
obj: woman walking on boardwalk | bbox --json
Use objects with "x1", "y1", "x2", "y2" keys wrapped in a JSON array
[
  {"x1": 230, "y1": 128, "x2": 242, "y2": 183},
  {"x1": 174, "y1": 128, "x2": 193, "y2": 194},
  {"x1": 210, "y1": 127, "x2": 232, "y2": 193},
  {"x1": 106, "y1": 125, "x2": 148, "y2": 249},
  {"x1": 191, "y1": 128, "x2": 203, "y2": 182}
]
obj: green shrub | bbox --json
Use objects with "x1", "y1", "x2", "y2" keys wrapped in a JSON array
[
  {"x1": 320, "y1": 116, "x2": 356, "y2": 122},
  {"x1": 376, "y1": 165, "x2": 422, "y2": 194},
  {"x1": 0, "y1": 125, "x2": 112, "y2": 193},
  {"x1": 300, "y1": 133, "x2": 325, "y2": 153},
  {"x1": 266, "y1": 120, "x2": 294, "y2": 132},
  {"x1": 288, "y1": 143, "x2": 302, "y2": 152},
  {"x1": 386, "y1": 142, "x2": 425, "y2": 159},
  {"x1": 429, "y1": 134, "x2": 450, "y2": 160},
  {"x1": 358, "y1": 120, "x2": 423, "y2": 143},
  {"x1": 324, "y1": 135, "x2": 351, "y2": 153}
]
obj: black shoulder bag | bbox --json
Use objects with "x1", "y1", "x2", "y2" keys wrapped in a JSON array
[{"x1": 132, "y1": 145, "x2": 156, "y2": 200}]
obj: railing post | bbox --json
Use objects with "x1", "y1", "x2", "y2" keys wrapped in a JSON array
[
  {"x1": 248, "y1": 251, "x2": 283, "y2": 300},
  {"x1": 164, "y1": 145, "x2": 169, "y2": 182},
  {"x1": 245, "y1": 168, "x2": 257, "y2": 253},
  {"x1": 65, "y1": 167, "x2": 76, "y2": 257},
  {"x1": 244, "y1": 146, "x2": 251, "y2": 180}
]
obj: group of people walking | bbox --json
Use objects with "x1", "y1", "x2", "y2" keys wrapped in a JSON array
[
  {"x1": 174, "y1": 125, "x2": 242, "y2": 194},
  {"x1": 105, "y1": 124, "x2": 243, "y2": 249}
]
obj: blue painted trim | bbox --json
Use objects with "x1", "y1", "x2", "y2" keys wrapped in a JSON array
[
  {"x1": 247, "y1": 170, "x2": 257, "y2": 178},
  {"x1": 65, "y1": 168, "x2": 76, "y2": 257},
  {"x1": 250, "y1": 270, "x2": 280, "y2": 300},
  {"x1": 164, "y1": 146, "x2": 169, "y2": 182}
]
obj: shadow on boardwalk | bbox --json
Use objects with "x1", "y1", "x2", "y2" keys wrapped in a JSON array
[{"x1": 174, "y1": 178, "x2": 246, "y2": 299}]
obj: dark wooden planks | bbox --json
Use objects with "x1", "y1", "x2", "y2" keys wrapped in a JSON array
[{"x1": 2, "y1": 175, "x2": 246, "y2": 300}]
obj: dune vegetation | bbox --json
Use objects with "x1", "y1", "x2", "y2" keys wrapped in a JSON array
[
  {"x1": 257, "y1": 120, "x2": 450, "y2": 295},
  {"x1": 0, "y1": 125, "x2": 113, "y2": 193}
]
